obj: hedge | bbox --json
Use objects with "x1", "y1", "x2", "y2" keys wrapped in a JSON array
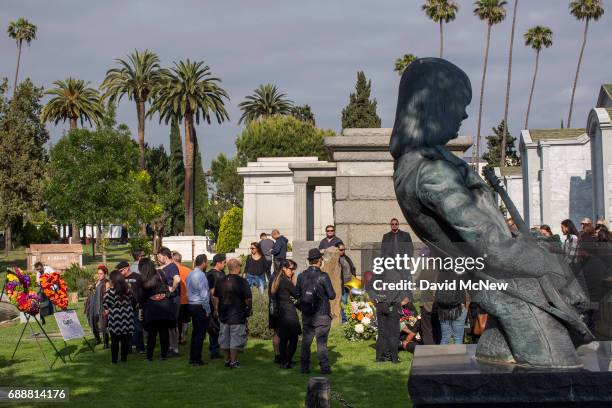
[{"x1": 216, "y1": 207, "x2": 243, "y2": 253}]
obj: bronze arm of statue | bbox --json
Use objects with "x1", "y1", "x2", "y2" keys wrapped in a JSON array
[{"x1": 390, "y1": 58, "x2": 593, "y2": 368}]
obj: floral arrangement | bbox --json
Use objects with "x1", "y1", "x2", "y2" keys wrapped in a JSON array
[
  {"x1": 400, "y1": 305, "x2": 422, "y2": 342},
  {"x1": 5, "y1": 268, "x2": 40, "y2": 316},
  {"x1": 343, "y1": 300, "x2": 377, "y2": 341},
  {"x1": 39, "y1": 271, "x2": 68, "y2": 310}
]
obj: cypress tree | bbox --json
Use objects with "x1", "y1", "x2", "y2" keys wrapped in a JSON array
[
  {"x1": 341, "y1": 71, "x2": 381, "y2": 130},
  {"x1": 192, "y1": 127, "x2": 209, "y2": 236},
  {"x1": 169, "y1": 118, "x2": 185, "y2": 234}
]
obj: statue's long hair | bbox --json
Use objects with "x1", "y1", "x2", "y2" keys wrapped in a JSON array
[{"x1": 390, "y1": 58, "x2": 472, "y2": 159}]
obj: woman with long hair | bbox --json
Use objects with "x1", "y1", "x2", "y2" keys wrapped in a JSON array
[
  {"x1": 85, "y1": 265, "x2": 109, "y2": 348},
  {"x1": 103, "y1": 270, "x2": 135, "y2": 364},
  {"x1": 244, "y1": 242, "x2": 269, "y2": 295},
  {"x1": 270, "y1": 259, "x2": 301, "y2": 368},
  {"x1": 140, "y1": 258, "x2": 175, "y2": 361},
  {"x1": 561, "y1": 219, "x2": 579, "y2": 266}
]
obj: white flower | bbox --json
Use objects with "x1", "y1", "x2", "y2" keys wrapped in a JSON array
[
  {"x1": 361, "y1": 317, "x2": 371, "y2": 326},
  {"x1": 354, "y1": 323, "x2": 365, "y2": 334}
]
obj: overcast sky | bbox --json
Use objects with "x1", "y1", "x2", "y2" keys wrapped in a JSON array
[{"x1": 1, "y1": 0, "x2": 609, "y2": 167}]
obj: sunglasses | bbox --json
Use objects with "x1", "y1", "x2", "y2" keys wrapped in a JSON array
[
  {"x1": 250, "y1": 247, "x2": 257, "y2": 250},
  {"x1": 390, "y1": 223, "x2": 399, "y2": 226},
  {"x1": 326, "y1": 229, "x2": 335, "y2": 232}
]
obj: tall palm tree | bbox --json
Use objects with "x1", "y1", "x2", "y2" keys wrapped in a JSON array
[
  {"x1": 101, "y1": 49, "x2": 163, "y2": 169},
  {"x1": 42, "y1": 78, "x2": 105, "y2": 130},
  {"x1": 524, "y1": 26, "x2": 553, "y2": 129},
  {"x1": 149, "y1": 60, "x2": 229, "y2": 235},
  {"x1": 567, "y1": 0, "x2": 604, "y2": 128},
  {"x1": 422, "y1": 0, "x2": 459, "y2": 57},
  {"x1": 473, "y1": 0, "x2": 507, "y2": 166},
  {"x1": 238, "y1": 84, "x2": 293, "y2": 125},
  {"x1": 394, "y1": 53, "x2": 418, "y2": 75},
  {"x1": 7, "y1": 18, "x2": 37, "y2": 95},
  {"x1": 41, "y1": 78, "x2": 104, "y2": 243},
  {"x1": 500, "y1": 0, "x2": 518, "y2": 168}
]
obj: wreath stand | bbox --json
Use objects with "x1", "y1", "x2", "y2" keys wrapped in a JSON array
[
  {"x1": 55, "y1": 308, "x2": 96, "y2": 361},
  {"x1": 11, "y1": 313, "x2": 67, "y2": 370}
]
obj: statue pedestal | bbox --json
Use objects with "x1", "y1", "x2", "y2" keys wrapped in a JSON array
[{"x1": 408, "y1": 342, "x2": 612, "y2": 407}]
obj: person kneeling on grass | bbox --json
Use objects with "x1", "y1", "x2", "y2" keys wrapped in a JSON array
[
  {"x1": 213, "y1": 258, "x2": 252, "y2": 369},
  {"x1": 103, "y1": 270, "x2": 135, "y2": 364}
]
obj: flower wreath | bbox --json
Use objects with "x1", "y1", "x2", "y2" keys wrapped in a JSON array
[
  {"x1": 5, "y1": 268, "x2": 40, "y2": 316},
  {"x1": 39, "y1": 271, "x2": 68, "y2": 310}
]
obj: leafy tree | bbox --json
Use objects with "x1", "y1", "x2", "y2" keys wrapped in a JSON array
[
  {"x1": 148, "y1": 59, "x2": 229, "y2": 235},
  {"x1": 473, "y1": 0, "x2": 507, "y2": 164},
  {"x1": 210, "y1": 153, "x2": 243, "y2": 210},
  {"x1": 524, "y1": 26, "x2": 553, "y2": 129},
  {"x1": 46, "y1": 126, "x2": 139, "y2": 257},
  {"x1": 341, "y1": 71, "x2": 381, "y2": 129},
  {"x1": 235, "y1": 115, "x2": 331, "y2": 164},
  {"x1": 101, "y1": 49, "x2": 163, "y2": 169},
  {"x1": 290, "y1": 104, "x2": 316, "y2": 125},
  {"x1": 0, "y1": 79, "x2": 49, "y2": 255},
  {"x1": 422, "y1": 0, "x2": 458, "y2": 57},
  {"x1": 216, "y1": 207, "x2": 243, "y2": 253},
  {"x1": 238, "y1": 84, "x2": 293, "y2": 125},
  {"x1": 500, "y1": 0, "x2": 518, "y2": 171},
  {"x1": 482, "y1": 120, "x2": 520, "y2": 169},
  {"x1": 567, "y1": 0, "x2": 604, "y2": 127},
  {"x1": 393, "y1": 54, "x2": 417, "y2": 76},
  {"x1": 41, "y1": 78, "x2": 105, "y2": 131},
  {"x1": 7, "y1": 18, "x2": 37, "y2": 95}
]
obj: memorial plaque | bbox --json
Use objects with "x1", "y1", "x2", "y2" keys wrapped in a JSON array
[{"x1": 26, "y1": 244, "x2": 83, "y2": 271}]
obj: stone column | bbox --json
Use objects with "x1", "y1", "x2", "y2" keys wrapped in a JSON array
[{"x1": 293, "y1": 177, "x2": 308, "y2": 242}]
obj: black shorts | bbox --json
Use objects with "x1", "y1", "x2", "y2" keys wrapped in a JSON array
[{"x1": 178, "y1": 304, "x2": 191, "y2": 323}]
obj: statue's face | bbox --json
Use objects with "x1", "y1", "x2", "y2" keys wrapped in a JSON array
[{"x1": 446, "y1": 95, "x2": 469, "y2": 142}]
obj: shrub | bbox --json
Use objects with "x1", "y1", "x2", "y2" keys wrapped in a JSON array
[
  {"x1": 38, "y1": 222, "x2": 60, "y2": 243},
  {"x1": 248, "y1": 289, "x2": 274, "y2": 340},
  {"x1": 216, "y1": 207, "x2": 243, "y2": 253},
  {"x1": 128, "y1": 235, "x2": 152, "y2": 256},
  {"x1": 20, "y1": 221, "x2": 39, "y2": 246},
  {"x1": 62, "y1": 263, "x2": 96, "y2": 297}
]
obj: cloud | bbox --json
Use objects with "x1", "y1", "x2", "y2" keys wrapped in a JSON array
[{"x1": 0, "y1": 0, "x2": 608, "y2": 166}]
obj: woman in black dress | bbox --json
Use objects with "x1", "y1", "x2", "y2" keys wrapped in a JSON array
[
  {"x1": 139, "y1": 258, "x2": 176, "y2": 361},
  {"x1": 270, "y1": 259, "x2": 301, "y2": 369}
]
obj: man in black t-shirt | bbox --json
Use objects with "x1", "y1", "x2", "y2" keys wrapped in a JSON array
[
  {"x1": 118, "y1": 260, "x2": 144, "y2": 353},
  {"x1": 213, "y1": 258, "x2": 252, "y2": 368},
  {"x1": 206, "y1": 253, "x2": 227, "y2": 359}
]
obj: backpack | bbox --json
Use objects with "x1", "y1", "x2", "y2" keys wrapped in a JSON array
[{"x1": 299, "y1": 273, "x2": 321, "y2": 316}]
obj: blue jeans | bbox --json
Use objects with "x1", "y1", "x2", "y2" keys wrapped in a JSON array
[
  {"x1": 246, "y1": 274, "x2": 266, "y2": 295},
  {"x1": 341, "y1": 289, "x2": 349, "y2": 323},
  {"x1": 440, "y1": 307, "x2": 467, "y2": 345},
  {"x1": 131, "y1": 312, "x2": 145, "y2": 351}
]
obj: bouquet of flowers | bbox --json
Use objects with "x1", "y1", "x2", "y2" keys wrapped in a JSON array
[
  {"x1": 343, "y1": 300, "x2": 377, "y2": 341},
  {"x1": 40, "y1": 272, "x2": 68, "y2": 310},
  {"x1": 5, "y1": 268, "x2": 40, "y2": 316}
]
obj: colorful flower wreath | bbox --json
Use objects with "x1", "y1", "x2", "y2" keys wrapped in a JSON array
[
  {"x1": 39, "y1": 271, "x2": 68, "y2": 310},
  {"x1": 5, "y1": 268, "x2": 40, "y2": 316}
]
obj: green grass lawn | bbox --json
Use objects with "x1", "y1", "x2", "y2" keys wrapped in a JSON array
[{"x1": 0, "y1": 302, "x2": 413, "y2": 408}]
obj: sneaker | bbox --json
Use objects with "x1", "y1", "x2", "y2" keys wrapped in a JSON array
[
  {"x1": 229, "y1": 361, "x2": 241, "y2": 369},
  {"x1": 224, "y1": 360, "x2": 231, "y2": 368},
  {"x1": 167, "y1": 350, "x2": 179, "y2": 358}
]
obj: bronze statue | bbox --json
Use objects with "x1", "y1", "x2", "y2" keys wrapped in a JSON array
[{"x1": 391, "y1": 57, "x2": 593, "y2": 368}]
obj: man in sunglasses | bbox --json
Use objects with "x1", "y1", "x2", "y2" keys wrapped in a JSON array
[
  {"x1": 381, "y1": 218, "x2": 413, "y2": 260},
  {"x1": 318, "y1": 225, "x2": 343, "y2": 250}
]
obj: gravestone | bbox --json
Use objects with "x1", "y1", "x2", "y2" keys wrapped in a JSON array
[
  {"x1": 26, "y1": 244, "x2": 83, "y2": 271},
  {"x1": 162, "y1": 236, "x2": 212, "y2": 266},
  {"x1": 321, "y1": 246, "x2": 341, "y2": 326}
]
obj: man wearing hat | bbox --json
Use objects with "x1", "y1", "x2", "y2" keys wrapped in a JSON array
[
  {"x1": 296, "y1": 248, "x2": 336, "y2": 375},
  {"x1": 118, "y1": 260, "x2": 145, "y2": 353},
  {"x1": 206, "y1": 253, "x2": 227, "y2": 359}
]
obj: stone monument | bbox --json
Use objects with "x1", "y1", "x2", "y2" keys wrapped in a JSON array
[
  {"x1": 393, "y1": 58, "x2": 611, "y2": 406},
  {"x1": 321, "y1": 246, "x2": 342, "y2": 326},
  {"x1": 26, "y1": 244, "x2": 83, "y2": 271}
]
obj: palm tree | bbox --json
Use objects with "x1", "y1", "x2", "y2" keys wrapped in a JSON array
[
  {"x1": 500, "y1": 0, "x2": 518, "y2": 168},
  {"x1": 41, "y1": 78, "x2": 104, "y2": 244},
  {"x1": 7, "y1": 18, "x2": 37, "y2": 95},
  {"x1": 42, "y1": 78, "x2": 105, "y2": 130},
  {"x1": 394, "y1": 54, "x2": 418, "y2": 75},
  {"x1": 101, "y1": 49, "x2": 163, "y2": 169},
  {"x1": 149, "y1": 60, "x2": 229, "y2": 235},
  {"x1": 567, "y1": 0, "x2": 604, "y2": 128},
  {"x1": 422, "y1": 0, "x2": 459, "y2": 57},
  {"x1": 238, "y1": 84, "x2": 293, "y2": 125},
  {"x1": 524, "y1": 26, "x2": 553, "y2": 129},
  {"x1": 473, "y1": 0, "x2": 507, "y2": 165}
]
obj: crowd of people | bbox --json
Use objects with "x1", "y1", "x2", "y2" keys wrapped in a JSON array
[{"x1": 75, "y1": 214, "x2": 610, "y2": 370}]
